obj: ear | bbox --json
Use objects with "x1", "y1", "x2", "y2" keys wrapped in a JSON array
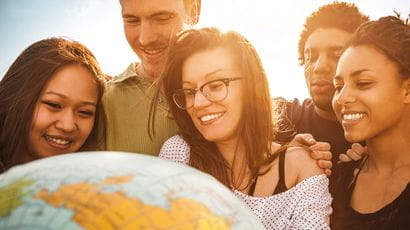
[
  {"x1": 403, "y1": 78, "x2": 410, "y2": 104},
  {"x1": 187, "y1": 0, "x2": 201, "y2": 25}
]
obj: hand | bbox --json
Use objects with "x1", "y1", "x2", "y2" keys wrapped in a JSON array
[
  {"x1": 290, "y1": 133, "x2": 333, "y2": 176},
  {"x1": 338, "y1": 143, "x2": 367, "y2": 163}
]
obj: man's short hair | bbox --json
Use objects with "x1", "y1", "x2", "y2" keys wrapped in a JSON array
[{"x1": 298, "y1": 2, "x2": 369, "y2": 65}]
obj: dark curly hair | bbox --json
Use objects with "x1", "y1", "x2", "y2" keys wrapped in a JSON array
[
  {"x1": 348, "y1": 16, "x2": 410, "y2": 78},
  {"x1": 298, "y1": 2, "x2": 369, "y2": 65}
]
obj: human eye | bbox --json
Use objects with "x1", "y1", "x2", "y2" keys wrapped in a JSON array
[
  {"x1": 123, "y1": 16, "x2": 140, "y2": 26},
  {"x1": 78, "y1": 109, "x2": 95, "y2": 118},
  {"x1": 333, "y1": 80, "x2": 344, "y2": 93},
  {"x1": 153, "y1": 13, "x2": 174, "y2": 24},
  {"x1": 182, "y1": 89, "x2": 196, "y2": 97},
  {"x1": 331, "y1": 49, "x2": 344, "y2": 61},
  {"x1": 305, "y1": 49, "x2": 318, "y2": 63},
  {"x1": 41, "y1": 100, "x2": 61, "y2": 110},
  {"x1": 356, "y1": 81, "x2": 373, "y2": 90},
  {"x1": 205, "y1": 80, "x2": 225, "y2": 92}
]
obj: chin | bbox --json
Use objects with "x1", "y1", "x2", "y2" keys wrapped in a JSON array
[{"x1": 344, "y1": 132, "x2": 365, "y2": 143}]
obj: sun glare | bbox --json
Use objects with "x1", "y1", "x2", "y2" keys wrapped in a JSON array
[{"x1": 0, "y1": 0, "x2": 409, "y2": 100}]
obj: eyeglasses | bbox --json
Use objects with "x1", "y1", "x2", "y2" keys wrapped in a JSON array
[{"x1": 172, "y1": 77, "x2": 242, "y2": 110}]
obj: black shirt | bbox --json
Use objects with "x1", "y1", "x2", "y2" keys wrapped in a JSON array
[
  {"x1": 330, "y1": 161, "x2": 410, "y2": 230},
  {"x1": 275, "y1": 98, "x2": 352, "y2": 164}
]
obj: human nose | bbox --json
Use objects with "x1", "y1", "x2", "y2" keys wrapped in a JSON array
[
  {"x1": 334, "y1": 86, "x2": 355, "y2": 106},
  {"x1": 138, "y1": 21, "x2": 156, "y2": 46},
  {"x1": 55, "y1": 110, "x2": 77, "y2": 133},
  {"x1": 192, "y1": 90, "x2": 212, "y2": 109},
  {"x1": 313, "y1": 54, "x2": 332, "y2": 75}
]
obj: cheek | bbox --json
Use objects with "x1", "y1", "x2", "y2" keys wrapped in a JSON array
[
  {"x1": 80, "y1": 118, "x2": 96, "y2": 140},
  {"x1": 30, "y1": 104, "x2": 48, "y2": 132},
  {"x1": 124, "y1": 27, "x2": 138, "y2": 44},
  {"x1": 304, "y1": 64, "x2": 313, "y2": 82},
  {"x1": 186, "y1": 109, "x2": 198, "y2": 126}
]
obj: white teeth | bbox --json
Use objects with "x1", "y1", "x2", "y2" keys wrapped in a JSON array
[
  {"x1": 46, "y1": 136, "x2": 69, "y2": 145},
  {"x1": 343, "y1": 113, "x2": 365, "y2": 121},
  {"x1": 143, "y1": 48, "x2": 164, "y2": 55},
  {"x1": 200, "y1": 113, "x2": 223, "y2": 122}
]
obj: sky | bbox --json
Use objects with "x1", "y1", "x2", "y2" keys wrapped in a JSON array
[{"x1": 0, "y1": 0, "x2": 409, "y2": 100}]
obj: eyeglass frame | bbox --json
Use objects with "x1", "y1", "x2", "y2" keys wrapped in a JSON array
[{"x1": 172, "y1": 77, "x2": 242, "y2": 110}]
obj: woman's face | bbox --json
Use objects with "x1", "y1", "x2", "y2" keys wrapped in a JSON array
[
  {"x1": 181, "y1": 46, "x2": 244, "y2": 144},
  {"x1": 27, "y1": 64, "x2": 98, "y2": 160},
  {"x1": 332, "y1": 45, "x2": 409, "y2": 143}
]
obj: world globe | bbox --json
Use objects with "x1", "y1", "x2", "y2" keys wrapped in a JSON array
[{"x1": 0, "y1": 152, "x2": 264, "y2": 230}]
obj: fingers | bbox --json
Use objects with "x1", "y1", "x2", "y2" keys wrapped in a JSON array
[
  {"x1": 310, "y1": 142, "x2": 331, "y2": 151},
  {"x1": 291, "y1": 133, "x2": 316, "y2": 146},
  {"x1": 317, "y1": 159, "x2": 332, "y2": 170},
  {"x1": 324, "y1": 169, "x2": 332, "y2": 177},
  {"x1": 345, "y1": 148, "x2": 363, "y2": 161},
  {"x1": 338, "y1": 154, "x2": 352, "y2": 163},
  {"x1": 338, "y1": 143, "x2": 367, "y2": 163},
  {"x1": 351, "y1": 143, "x2": 367, "y2": 156},
  {"x1": 309, "y1": 142, "x2": 332, "y2": 161}
]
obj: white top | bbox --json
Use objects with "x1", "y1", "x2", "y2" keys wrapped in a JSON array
[{"x1": 159, "y1": 135, "x2": 332, "y2": 230}]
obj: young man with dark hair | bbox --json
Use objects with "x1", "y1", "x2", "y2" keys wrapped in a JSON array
[{"x1": 277, "y1": 2, "x2": 369, "y2": 164}]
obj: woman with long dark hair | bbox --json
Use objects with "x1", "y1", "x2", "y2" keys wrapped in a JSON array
[
  {"x1": 0, "y1": 37, "x2": 107, "y2": 172},
  {"x1": 157, "y1": 28, "x2": 332, "y2": 229}
]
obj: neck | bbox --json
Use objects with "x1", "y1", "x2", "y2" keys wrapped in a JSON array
[
  {"x1": 365, "y1": 119, "x2": 410, "y2": 173},
  {"x1": 216, "y1": 137, "x2": 253, "y2": 189},
  {"x1": 216, "y1": 137, "x2": 244, "y2": 167},
  {"x1": 135, "y1": 63, "x2": 157, "y2": 83},
  {"x1": 314, "y1": 106, "x2": 337, "y2": 121}
]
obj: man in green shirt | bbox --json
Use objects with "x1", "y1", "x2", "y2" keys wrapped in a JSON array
[{"x1": 103, "y1": 0, "x2": 201, "y2": 155}]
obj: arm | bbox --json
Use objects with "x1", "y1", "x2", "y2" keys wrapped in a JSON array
[
  {"x1": 285, "y1": 147, "x2": 331, "y2": 229},
  {"x1": 290, "y1": 133, "x2": 332, "y2": 176}
]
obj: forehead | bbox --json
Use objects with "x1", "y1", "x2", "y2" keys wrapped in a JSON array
[
  {"x1": 121, "y1": 0, "x2": 186, "y2": 16},
  {"x1": 304, "y1": 28, "x2": 352, "y2": 52},
  {"x1": 182, "y1": 47, "x2": 238, "y2": 82},
  {"x1": 337, "y1": 45, "x2": 397, "y2": 77},
  {"x1": 43, "y1": 65, "x2": 98, "y2": 99}
]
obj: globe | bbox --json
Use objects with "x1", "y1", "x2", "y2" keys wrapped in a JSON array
[{"x1": 0, "y1": 152, "x2": 264, "y2": 230}]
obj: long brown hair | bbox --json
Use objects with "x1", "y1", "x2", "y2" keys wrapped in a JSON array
[
  {"x1": 0, "y1": 37, "x2": 107, "y2": 170},
  {"x1": 154, "y1": 28, "x2": 283, "y2": 187}
]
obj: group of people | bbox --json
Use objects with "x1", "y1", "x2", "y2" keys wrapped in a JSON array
[{"x1": 0, "y1": 0, "x2": 408, "y2": 229}]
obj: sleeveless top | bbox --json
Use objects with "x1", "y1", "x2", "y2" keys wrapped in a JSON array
[
  {"x1": 159, "y1": 135, "x2": 332, "y2": 229},
  {"x1": 331, "y1": 157, "x2": 410, "y2": 230},
  {"x1": 248, "y1": 149, "x2": 288, "y2": 196}
]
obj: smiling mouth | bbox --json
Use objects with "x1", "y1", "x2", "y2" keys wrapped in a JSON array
[
  {"x1": 140, "y1": 46, "x2": 167, "y2": 56},
  {"x1": 200, "y1": 112, "x2": 224, "y2": 123},
  {"x1": 342, "y1": 112, "x2": 366, "y2": 122},
  {"x1": 44, "y1": 134, "x2": 72, "y2": 147}
]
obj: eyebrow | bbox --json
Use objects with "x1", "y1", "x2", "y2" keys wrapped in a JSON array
[
  {"x1": 334, "y1": 69, "x2": 370, "y2": 81},
  {"x1": 122, "y1": 10, "x2": 175, "y2": 19},
  {"x1": 44, "y1": 91, "x2": 97, "y2": 107},
  {"x1": 151, "y1": 11, "x2": 175, "y2": 18},
  {"x1": 306, "y1": 45, "x2": 344, "y2": 52},
  {"x1": 182, "y1": 69, "x2": 226, "y2": 84}
]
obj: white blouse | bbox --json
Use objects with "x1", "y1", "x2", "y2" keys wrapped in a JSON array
[{"x1": 159, "y1": 135, "x2": 332, "y2": 230}]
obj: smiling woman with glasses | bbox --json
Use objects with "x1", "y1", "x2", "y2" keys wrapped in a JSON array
[
  {"x1": 172, "y1": 77, "x2": 242, "y2": 109},
  {"x1": 152, "y1": 28, "x2": 332, "y2": 229}
]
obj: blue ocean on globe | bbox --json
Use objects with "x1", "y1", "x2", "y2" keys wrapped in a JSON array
[{"x1": 0, "y1": 152, "x2": 264, "y2": 229}]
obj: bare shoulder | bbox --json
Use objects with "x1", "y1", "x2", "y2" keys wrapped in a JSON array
[{"x1": 285, "y1": 146, "x2": 324, "y2": 184}]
